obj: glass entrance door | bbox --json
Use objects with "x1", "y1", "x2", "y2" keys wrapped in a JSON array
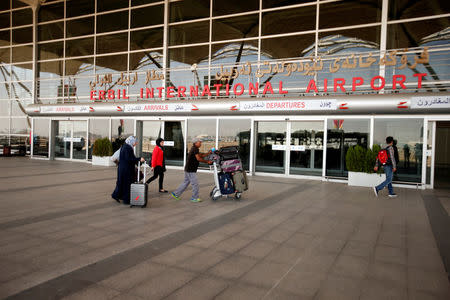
[
  {"x1": 255, "y1": 121, "x2": 287, "y2": 174},
  {"x1": 164, "y1": 121, "x2": 185, "y2": 166},
  {"x1": 54, "y1": 120, "x2": 87, "y2": 160},
  {"x1": 289, "y1": 121, "x2": 324, "y2": 176},
  {"x1": 138, "y1": 121, "x2": 162, "y2": 161}
]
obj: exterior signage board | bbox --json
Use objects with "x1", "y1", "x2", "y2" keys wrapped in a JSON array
[{"x1": 411, "y1": 96, "x2": 450, "y2": 109}]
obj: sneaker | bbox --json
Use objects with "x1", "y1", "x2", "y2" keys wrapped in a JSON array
[
  {"x1": 388, "y1": 194, "x2": 398, "y2": 198},
  {"x1": 171, "y1": 192, "x2": 180, "y2": 201},
  {"x1": 373, "y1": 187, "x2": 378, "y2": 197},
  {"x1": 190, "y1": 198, "x2": 202, "y2": 203}
]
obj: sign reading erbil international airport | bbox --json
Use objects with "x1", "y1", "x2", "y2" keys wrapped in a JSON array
[{"x1": 89, "y1": 48, "x2": 431, "y2": 101}]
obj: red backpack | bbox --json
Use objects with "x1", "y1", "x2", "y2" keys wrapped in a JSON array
[{"x1": 377, "y1": 148, "x2": 390, "y2": 165}]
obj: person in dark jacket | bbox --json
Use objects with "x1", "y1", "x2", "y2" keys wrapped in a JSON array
[
  {"x1": 373, "y1": 136, "x2": 398, "y2": 198},
  {"x1": 146, "y1": 138, "x2": 167, "y2": 193},
  {"x1": 112, "y1": 136, "x2": 145, "y2": 204}
]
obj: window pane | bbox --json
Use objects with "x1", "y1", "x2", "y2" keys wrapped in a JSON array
[
  {"x1": 263, "y1": 0, "x2": 315, "y2": 9},
  {"x1": 169, "y1": 45, "x2": 209, "y2": 67},
  {"x1": 97, "y1": 33, "x2": 128, "y2": 54},
  {"x1": 33, "y1": 118, "x2": 49, "y2": 157},
  {"x1": 212, "y1": 14, "x2": 259, "y2": 41},
  {"x1": 12, "y1": 26, "x2": 32, "y2": 44},
  {"x1": 218, "y1": 119, "x2": 251, "y2": 170},
  {"x1": 10, "y1": 117, "x2": 29, "y2": 134},
  {"x1": 169, "y1": 21, "x2": 209, "y2": 46},
  {"x1": 261, "y1": 34, "x2": 315, "y2": 59},
  {"x1": 129, "y1": 51, "x2": 164, "y2": 97},
  {"x1": 290, "y1": 121, "x2": 324, "y2": 176},
  {"x1": 326, "y1": 119, "x2": 369, "y2": 178},
  {"x1": 213, "y1": 0, "x2": 258, "y2": 16},
  {"x1": 67, "y1": 0, "x2": 95, "y2": 18},
  {"x1": 39, "y1": 41, "x2": 63, "y2": 60},
  {"x1": 111, "y1": 119, "x2": 134, "y2": 147},
  {"x1": 170, "y1": 0, "x2": 209, "y2": 23},
  {"x1": 88, "y1": 118, "x2": 110, "y2": 159},
  {"x1": 38, "y1": 22, "x2": 64, "y2": 41},
  {"x1": 38, "y1": 61, "x2": 63, "y2": 78},
  {"x1": 11, "y1": 98, "x2": 32, "y2": 116},
  {"x1": 37, "y1": 80, "x2": 60, "y2": 98},
  {"x1": 0, "y1": 12, "x2": 10, "y2": 28},
  {"x1": 131, "y1": 5, "x2": 164, "y2": 28},
  {"x1": 0, "y1": 118, "x2": 8, "y2": 134},
  {"x1": 0, "y1": 29, "x2": 10, "y2": 48},
  {"x1": 66, "y1": 17, "x2": 94, "y2": 38},
  {"x1": 387, "y1": 18, "x2": 450, "y2": 49},
  {"x1": 255, "y1": 121, "x2": 286, "y2": 174},
  {"x1": 0, "y1": 1, "x2": 10, "y2": 11},
  {"x1": 187, "y1": 119, "x2": 216, "y2": 169},
  {"x1": 262, "y1": 5, "x2": 316, "y2": 36},
  {"x1": 130, "y1": 27, "x2": 163, "y2": 50},
  {"x1": 319, "y1": 0, "x2": 382, "y2": 29},
  {"x1": 132, "y1": 0, "x2": 163, "y2": 6},
  {"x1": 97, "y1": 0, "x2": 129, "y2": 12},
  {"x1": 12, "y1": 45, "x2": 32, "y2": 62},
  {"x1": 63, "y1": 76, "x2": 92, "y2": 101},
  {"x1": 96, "y1": 54, "x2": 128, "y2": 72},
  {"x1": 13, "y1": 0, "x2": 28, "y2": 9},
  {"x1": 65, "y1": 58, "x2": 94, "y2": 76},
  {"x1": 13, "y1": 8, "x2": 32, "y2": 26},
  {"x1": 164, "y1": 121, "x2": 185, "y2": 166},
  {"x1": 11, "y1": 64, "x2": 33, "y2": 81},
  {"x1": 97, "y1": 11, "x2": 129, "y2": 33},
  {"x1": 39, "y1": 2, "x2": 64, "y2": 22},
  {"x1": 318, "y1": 26, "x2": 381, "y2": 52},
  {"x1": 0, "y1": 101, "x2": 9, "y2": 116},
  {"x1": 66, "y1": 37, "x2": 94, "y2": 57},
  {"x1": 389, "y1": 0, "x2": 450, "y2": 20},
  {"x1": 374, "y1": 118, "x2": 423, "y2": 183},
  {"x1": 0, "y1": 82, "x2": 9, "y2": 99}
]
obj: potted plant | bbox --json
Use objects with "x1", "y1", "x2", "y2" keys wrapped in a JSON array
[
  {"x1": 92, "y1": 138, "x2": 114, "y2": 166},
  {"x1": 346, "y1": 144, "x2": 386, "y2": 187}
]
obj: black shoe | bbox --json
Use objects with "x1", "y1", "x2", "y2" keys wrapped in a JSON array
[
  {"x1": 112, "y1": 196, "x2": 120, "y2": 203},
  {"x1": 123, "y1": 202, "x2": 130, "y2": 205}
]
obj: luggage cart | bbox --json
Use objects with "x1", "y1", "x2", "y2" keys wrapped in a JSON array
[{"x1": 209, "y1": 147, "x2": 243, "y2": 201}]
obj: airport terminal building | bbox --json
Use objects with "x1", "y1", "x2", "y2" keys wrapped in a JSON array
[{"x1": 1, "y1": 0, "x2": 450, "y2": 188}]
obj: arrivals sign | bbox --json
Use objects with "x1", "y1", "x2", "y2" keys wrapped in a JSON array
[
  {"x1": 40, "y1": 106, "x2": 90, "y2": 113},
  {"x1": 88, "y1": 48, "x2": 431, "y2": 101}
]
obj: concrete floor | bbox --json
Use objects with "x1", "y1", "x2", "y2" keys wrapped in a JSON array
[{"x1": 0, "y1": 157, "x2": 449, "y2": 300}]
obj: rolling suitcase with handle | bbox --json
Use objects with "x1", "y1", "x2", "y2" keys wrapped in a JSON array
[{"x1": 130, "y1": 162, "x2": 148, "y2": 208}]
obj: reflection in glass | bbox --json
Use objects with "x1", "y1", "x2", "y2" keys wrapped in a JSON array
[
  {"x1": 55, "y1": 121, "x2": 71, "y2": 158},
  {"x1": 111, "y1": 119, "x2": 134, "y2": 151},
  {"x1": 387, "y1": 19, "x2": 449, "y2": 49},
  {"x1": 13, "y1": 8, "x2": 32, "y2": 26},
  {"x1": 256, "y1": 121, "x2": 286, "y2": 174},
  {"x1": 96, "y1": 54, "x2": 128, "y2": 72},
  {"x1": 39, "y1": 41, "x2": 63, "y2": 60},
  {"x1": 33, "y1": 118, "x2": 49, "y2": 157},
  {"x1": 319, "y1": 0, "x2": 381, "y2": 29},
  {"x1": 66, "y1": 17, "x2": 94, "y2": 38},
  {"x1": 38, "y1": 22, "x2": 64, "y2": 41},
  {"x1": 38, "y1": 3, "x2": 63, "y2": 22},
  {"x1": 65, "y1": 58, "x2": 94, "y2": 76},
  {"x1": 138, "y1": 120, "x2": 161, "y2": 160},
  {"x1": 130, "y1": 27, "x2": 163, "y2": 50},
  {"x1": 164, "y1": 121, "x2": 185, "y2": 166},
  {"x1": 290, "y1": 121, "x2": 323, "y2": 176},
  {"x1": 67, "y1": 0, "x2": 95, "y2": 18},
  {"x1": 262, "y1": 5, "x2": 316, "y2": 36},
  {"x1": 187, "y1": 119, "x2": 216, "y2": 168},
  {"x1": 213, "y1": 0, "x2": 258, "y2": 16},
  {"x1": 388, "y1": 0, "x2": 450, "y2": 20},
  {"x1": 373, "y1": 118, "x2": 423, "y2": 183},
  {"x1": 132, "y1": 5, "x2": 164, "y2": 28},
  {"x1": 66, "y1": 37, "x2": 94, "y2": 57},
  {"x1": 97, "y1": 33, "x2": 128, "y2": 54},
  {"x1": 218, "y1": 119, "x2": 251, "y2": 170},
  {"x1": 0, "y1": 101, "x2": 9, "y2": 115},
  {"x1": 0, "y1": 12, "x2": 10, "y2": 29},
  {"x1": 10, "y1": 117, "x2": 29, "y2": 134},
  {"x1": 37, "y1": 79, "x2": 61, "y2": 99},
  {"x1": 72, "y1": 121, "x2": 87, "y2": 159},
  {"x1": 97, "y1": 11, "x2": 129, "y2": 33},
  {"x1": 326, "y1": 119, "x2": 369, "y2": 178},
  {"x1": 12, "y1": 45, "x2": 32, "y2": 63},
  {"x1": 263, "y1": 0, "x2": 315, "y2": 9},
  {"x1": 169, "y1": 21, "x2": 209, "y2": 46},
  {"x1": 170, "y1": 0, "x2": 209, "y2": 23},
  {"x1": 0, "y1": 117, "x2": 8, "y2": 134},
  {"x1": 212, "y1": 14, "x2": 259, "y2": 41},
  {"x1": 38, "y1": 61, "x2": 63, "y2": 79},
  {"x1": 88, "y1": 119, "x2": 110, "y2": 159},
  {"x1": 11, "y1": 98, "x2": 31, "y2": 116},
  {"x1": 11, "y1": 64, "x2": 33, "y2": 81},
  {"x1": 97, "y1": 0, "x2": 129, "y2": 12},
  {"x1": 12, "y1": 27, "x2": 32, "y2": 44}
]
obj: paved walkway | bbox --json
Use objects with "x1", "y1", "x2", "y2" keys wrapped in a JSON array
[{"x1": 0, "y1": 157, "x2": 449, "y2": 300}]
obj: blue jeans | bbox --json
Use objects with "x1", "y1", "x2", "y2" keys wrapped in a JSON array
[
  {"x1": 376, "y1": 165, "x2": 394, "y2": 195},
  {"x1": 174, "y1": 172, "x2": 199, "y2": 199}
]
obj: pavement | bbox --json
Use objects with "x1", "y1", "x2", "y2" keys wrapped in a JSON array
[{"x1": 0, "y1": 157, "x2": 449, "y2": 300}]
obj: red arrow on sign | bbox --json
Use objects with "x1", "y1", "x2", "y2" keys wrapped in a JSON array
[
  {"x1": 397, "y1": 101, "x2": 408, "y2": 109},
  {"x1": 89, "y1": 106, "x2": 95, "y2": 112},
  {"x1": 116, "y1": 106, "x2": 123, "y2": 112},
  {"x1": 230, "y1": 105, "x2": 238, "y2": 111},
  {"x1": 339, "y1": 103, "x2": 348, "y2": 110},
  {"x1": 191, "y1": 104, "x2": 199, "y2": 111}
]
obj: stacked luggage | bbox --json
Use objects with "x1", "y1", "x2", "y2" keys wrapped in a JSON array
[{"x1": 210, "y1": 146, "x2": 249, "y2": 201}]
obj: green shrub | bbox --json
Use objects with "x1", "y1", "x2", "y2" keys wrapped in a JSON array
[
  {"x1": 346, "y1": 144, "x2": 381, "y2": 174},
  {"x1": 92, "y1": 138, "x2": 113, "y2": 157}
]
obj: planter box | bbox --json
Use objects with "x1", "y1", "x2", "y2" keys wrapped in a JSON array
[
  {"x1": 348, "y1": 171, "x2": 386, "y2": 187},
  {"x1": 92, "y1": 155, "x2": 115, "y2": 167}
]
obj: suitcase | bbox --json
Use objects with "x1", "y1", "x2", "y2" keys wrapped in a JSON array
[
  {"x1": 232, "y1": 171, "x2": 248, "y2": 192},
  {"x1": 221, "y1": 159, "x2": 242, "y2": 172},
  {"x1": 218, "y1": 172, "x2": 235, "y2": 195},
  {"x1": 130, "y1": 162, "x2": 148, "y2": 208},
  {"x1": 219, "y1": 146, "x2": 239, "y2": 161}
]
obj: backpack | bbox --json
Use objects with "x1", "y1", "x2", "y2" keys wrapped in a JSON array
[{"x1": 377, "y1": 148, "x2": 391, "y2": 165}]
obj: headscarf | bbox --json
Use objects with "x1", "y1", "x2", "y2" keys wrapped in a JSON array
[
  {"x1": 156, "y1": 138, "x2": 164, "y2": 148},
  {"x1": 125, "y1": 136, "x2": 137, "y2": 147}
]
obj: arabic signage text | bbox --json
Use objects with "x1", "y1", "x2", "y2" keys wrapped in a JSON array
[
  {"x1": 411, "y1": 96, "x2": 450, "y2": 109},
  {"x1": 240, "y1": 100, "x2": 337, "y2": 111}
]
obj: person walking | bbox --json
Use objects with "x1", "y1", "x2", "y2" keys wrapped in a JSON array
[
  {"x1": 112, "y1": 136, "x2": 145, "y2": 204},
  {"x1": 146, "y1": 138, "x2": 167, "y2": 193},
  {"x1": 171, "y1": 138, "x2": 212, "y2": 203},
  {"x1": 373, "y1": 136, "x2": 398, "y2": 198}
]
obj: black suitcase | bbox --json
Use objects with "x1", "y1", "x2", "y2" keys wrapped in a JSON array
[
  {"x1": 219, "y1": 146, "x2": 239, "y2": 161},
  {"x1": 130, "y1": 162, "x2": 148, "y2": 208}
]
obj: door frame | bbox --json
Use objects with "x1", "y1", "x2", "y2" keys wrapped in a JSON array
[{"x1": 51, "y1": 119, "x2": 88, "y2": 162}]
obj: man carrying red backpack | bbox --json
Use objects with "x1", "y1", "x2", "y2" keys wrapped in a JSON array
[{"x1": 373, "y1": 136, "x2": 398, "y2": 198}]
